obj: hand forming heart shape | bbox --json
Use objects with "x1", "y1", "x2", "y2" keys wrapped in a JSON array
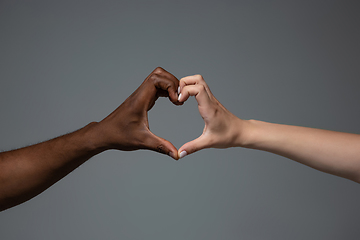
[
  {"x1": 177, "y1": 74, "x2": 242, "y2": 159},
  {"x1": 96, "y1": 67, "x2": 242, "y2": 160}
]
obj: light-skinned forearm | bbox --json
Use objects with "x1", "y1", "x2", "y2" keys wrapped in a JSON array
[
  {"x1": 0, "y1": 122, "x2": 104, "y2": 211},
  {"x1": 177, "y1": 75, "x2": 360, "y2": 183},
  {"x1": 239, "y1": 119, "x2": 360, "y2": 183}
]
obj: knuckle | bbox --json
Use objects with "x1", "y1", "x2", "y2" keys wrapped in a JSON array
[
  {"x1": 195, "y1": 74, "x2": 204, "y2": 81},
  {"x1": 148, "y1": 73, "x2": 160, "y2": 83},
  {"x1": 153, "y1": 67, "x2": 164, "y2": 74},
  {"x1": 198, "y1": 84, "x2": 206, "y2": 92},
  {"x1": 156, "y1": 144, "x2": 166, "y2": 154}
]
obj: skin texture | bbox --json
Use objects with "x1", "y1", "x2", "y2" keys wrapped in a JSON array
[
  {"x1": 178, "y1": 74, "x2": 360, "y2": 183},
  {"x1": 0, "y1": 67, "x2": 181, "y2": 211},
  {"x1": 2, "y1": 69, "x2": 359, "y2": 212},
  {"x1": 96, "y1": 67, "x2": 181, "y2": 155},
  {"x1": 177, "y1": 75, "x2": 244, "y2": 154}
]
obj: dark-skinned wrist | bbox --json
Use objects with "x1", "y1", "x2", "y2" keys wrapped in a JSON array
[{"x1": 80, "y1": 122, "x2": 110, "y2": 155}]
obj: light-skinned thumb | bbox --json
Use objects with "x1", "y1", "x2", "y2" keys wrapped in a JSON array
[{"x1": 178, "y1": 135, "x2": 209, "y2": 159}]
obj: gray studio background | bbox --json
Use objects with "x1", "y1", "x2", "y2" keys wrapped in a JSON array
[{"x1": 1, "y1": 0, "x2": 360, "y2": 239}]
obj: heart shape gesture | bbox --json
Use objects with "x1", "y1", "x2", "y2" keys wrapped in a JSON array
[
  {"x1": 177, "y1": 74, "x2": 242, "y2": 158},
  {"x1": 95, "y1": 67, "x2": 241, "y2": 160}
]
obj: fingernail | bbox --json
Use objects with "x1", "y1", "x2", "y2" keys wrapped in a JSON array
[
  {"x1": 179, "y1": 151, "x2": 187, "y2": 159},
  {"x1": 169, "y1": 152, "x2": 176, "y2": 160},
  {"x1": 178, "y1": 86, "x2": 180, "y2": 94},
  {"x1": 178, "y1": 93, "x2": 182, "y2": 102}
]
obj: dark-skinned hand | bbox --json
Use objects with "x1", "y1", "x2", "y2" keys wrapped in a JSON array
[
  {"x1": 94, "y1": 67, "x2": 181, "y2": 159},
  {"x1": 0, "y1": 67, "x2": 182, "y2": 211}
]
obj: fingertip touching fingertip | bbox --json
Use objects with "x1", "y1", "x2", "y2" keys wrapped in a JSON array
[
  {"x1": 169, "y1": 151, "x2": 179, "y2": 160},
  {"x1": 179, "y1": 150, "x2": 187, "y2": 159}
]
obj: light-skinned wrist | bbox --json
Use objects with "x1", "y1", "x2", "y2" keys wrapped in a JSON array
[{"x1": 233, "y1": 119, "x2": 261, "y2": 148}]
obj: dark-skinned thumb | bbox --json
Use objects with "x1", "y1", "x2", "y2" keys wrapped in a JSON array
[{"x1": 144, "y1": 133, "x2": 179, "y2": 160}]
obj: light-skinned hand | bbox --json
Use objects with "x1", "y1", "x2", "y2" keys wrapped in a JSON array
[{"x1": 177, "y1": 75, "x2": 245, "y2": 158}]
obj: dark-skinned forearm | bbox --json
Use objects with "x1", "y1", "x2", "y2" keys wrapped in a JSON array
[
  {"x1": 0, "y1": 122, "x2": 104, "y2": 211},
  {"x1": 0, "y1": 67, "x2": 181, "y2": 211}
]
